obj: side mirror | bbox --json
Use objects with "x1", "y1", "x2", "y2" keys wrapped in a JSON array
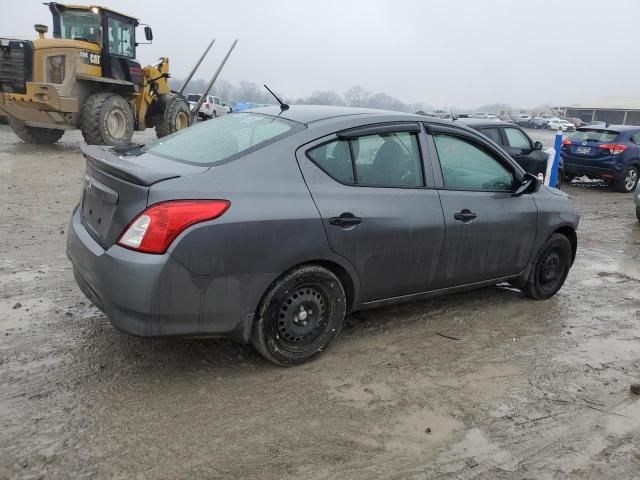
[
  {"x1": 534, "y1": 141, "x2": 543, "y2": 150},
  {"x1": 144, "y1": 26, "x2": 153, "y2": 41},
  {"x1": 513, "y1": 173, "x2": 541, "y2": 196}
]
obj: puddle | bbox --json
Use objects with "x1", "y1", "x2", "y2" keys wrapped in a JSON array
[
  {"x1": 0, "y1": 298, "x2": 54, "y2": 332},
  {"x1": 562, "y1": 335, "x2": 640, "y2": 365},
  {"x1": 325, "y1": 379, "x2": 397, "y2": 405},
  {"x1": 0, "y1": 267, "x2": 50, "y2": 286},
  {"x1": 440, "y1": 427, "x2": 518, "y2": 473},
  {"x1": 541, "y1": 400, "x2": 640, "y2": 475},
  {"x1": 386, "y1": 408, "x2": 464, "y2": 453}
]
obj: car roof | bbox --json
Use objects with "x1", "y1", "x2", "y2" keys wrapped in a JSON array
[
  {"x1": 578, "y1": 124, "x2": 640, "y2": 132},
  {"x1": 247, "y1": 104, "x2": 455, "y2": 126},
  {"x1": 456, "y1": 118, "x2": 515, "y2": 128}
]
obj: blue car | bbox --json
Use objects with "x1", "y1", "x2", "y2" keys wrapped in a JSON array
[{"x1": 561, "y1": 125, "x2": 640, "y2": 192}]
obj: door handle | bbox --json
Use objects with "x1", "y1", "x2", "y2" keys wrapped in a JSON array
[
  {"x1": 454, "y1": 209, "x2": 477, "y2": 222},
  {"x1": 514, "y1": 154, "x2": 522, "y2": 160},
  {"x1": 330, "y1": 213, "x2": 362, "y2": 227}
]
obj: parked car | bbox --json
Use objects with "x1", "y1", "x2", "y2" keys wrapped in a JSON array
[
  {"x1": 565, "y1": 117, "x2": 587, "y2": 128},
  {"x1": 471, "y1": 113, "x2": 499, "y2": 120},
  {"x1": 512, "y1": 114, "x2": 531, "y2": 126},
  {"x1": 635, "y1": 180, "x2": 640, "y2": 221},
  {"x1": 185, "y1": 93, "x2": 230, "y2": 119},
  {"x1": 561, "y1": 125, "x2": 640, "y2": 192},
  {"x1": 526, "y1": 117, "x2": 549, "y2": 129},
  {"x1": 547, "y1": 118, "x2": 576, "y2": 132},
  {"x1": 67, "y1": 106, "x2": 579, "y2": 366},
  {"x1": 460, "y1": 118, "x2": 565, "y2": 188}
]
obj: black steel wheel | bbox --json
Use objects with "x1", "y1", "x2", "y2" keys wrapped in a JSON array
[
  {"x1": 252, "y1": 265, "x2": 346, "y2": 366},
  {"x1": 522, "y1": 233, "x2": 573, "y2": 300}
]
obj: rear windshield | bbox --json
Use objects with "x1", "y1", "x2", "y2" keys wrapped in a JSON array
[
  {"x1": 186, "y1": 94, "x2": 201, "y2": 102},
  {"x1": 569, "y1": 129, "x2": 619, "y2": 143},
  {"x1": 140, "y1": 113, "x2": 303, "y2": 166}
]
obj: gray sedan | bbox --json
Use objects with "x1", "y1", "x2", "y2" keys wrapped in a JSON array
[{"x1": 67, "y1": 106, "x2": 580, "y2": 366}]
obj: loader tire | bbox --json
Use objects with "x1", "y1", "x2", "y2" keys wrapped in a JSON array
[
  {"x1": 155, "y1": 95, "x2": 191, "y2": 138},
  {"x1": 80, "y1": 93, "x2": 134, "y2": 146},
  {"x1": 8, "y1": 118, "x2": 64, "y2": 144}
]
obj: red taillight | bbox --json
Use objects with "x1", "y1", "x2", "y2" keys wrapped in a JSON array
[
  {"x1": 562, "y1": 139, "x2": 572, "y2": 147},
  {"x1": 117, "y1": 200, "x2": 230, "y2": 254},
  {"x1": 599, "y1": 143, "x2": 627, "y2": 155}
]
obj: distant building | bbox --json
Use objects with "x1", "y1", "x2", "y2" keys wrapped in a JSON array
[{"x1": 558, "y1": 97, "x2": 640, "y2": 125}]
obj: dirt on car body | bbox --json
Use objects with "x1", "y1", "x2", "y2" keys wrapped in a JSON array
[{"x1": 1, "y1": 126, "x2": 639, "y2": 479}]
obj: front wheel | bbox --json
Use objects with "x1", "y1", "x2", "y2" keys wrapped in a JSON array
[
  {"x1": 251, "y1": 265, "x2": 346, "y2": 366},
  {"x1": 155, "y1": 95, "x2": 191, "y2": 138},
  {"x1": 80, "y1": 93, "x2": 134, "y2": 146},
  {"x1": 521, "y1": 233, "x2": 573, "y2": 300},
  {"x1": 614, "y1": 166, "x2": 639, "y2": 193}
]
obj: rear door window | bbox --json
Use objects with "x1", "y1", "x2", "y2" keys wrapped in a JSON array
[
  {"x1": 306, "y1": 130, "x2": 424, "y2": 188},
  {"x1": 307, "y1": 140, "x2": 354, "y2": 184},
  {"x1": 569, "y1": 129, "x2": 620, "y2": 142},
  {"x1": 433, "y1": 134, "x2": 514, "y2": 191},
  {"x1": 504, "y1": 127, "x2": 531, "y2": 150},
  {"x1": 141, "y1": 113, "x2": 303, "y2": 165},
  {"x1": 480, "y1": 128, "x2": 502, "y2": 145},
  {"x1": 353, "y1": 132, "x2": 423, "y2": 187}
]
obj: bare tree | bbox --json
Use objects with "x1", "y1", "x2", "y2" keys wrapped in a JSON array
[{"x1": 344, "y1": 86, "x2": 371, "y2": 107}]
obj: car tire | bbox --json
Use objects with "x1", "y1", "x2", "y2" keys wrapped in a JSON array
[
  {"x1": 155, "y1": 95, "x2": 191, "y2": 138},
  {"x1": 555, "y1": 170, "x2": 563, "y2": 189},
  {"x1": 564, "y1": 173, "x2": 575, "y2": 184},
  {"x1": 251, "y1": 265, "x2": 346, "y2": 366},
  {"x1": 8, "y1": 118, "x2": 64, "y2": 144},
  {"x1": 614, "y1": 165, "x2": 639, "y2": 193},
  {"x1": 80, "y1": 93, "x2": 134, "y2": 146},
  {"x1": 521, "y1": 233, "x2": 573, "y2": 300}
]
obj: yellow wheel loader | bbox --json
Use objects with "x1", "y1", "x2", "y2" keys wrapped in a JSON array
[{"x1": 0, "y1": 3, "x2": 232, "y2": 146}]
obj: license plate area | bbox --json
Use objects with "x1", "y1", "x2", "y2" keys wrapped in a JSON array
[
  {"x1": 81, "y1": 175, "x2": 118, "y2": 242},
  {"x1": 576, "y1": 146, "x2": 591, "y2": 154}
]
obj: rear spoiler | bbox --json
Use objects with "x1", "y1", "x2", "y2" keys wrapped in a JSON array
[{"x1": 81, "y1": 145, "x2": 180, "y2": 186}]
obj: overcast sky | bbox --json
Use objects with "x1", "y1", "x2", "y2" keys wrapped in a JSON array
[{"x1": 2, "y1": 0, "x2": 638, "y2": 108}]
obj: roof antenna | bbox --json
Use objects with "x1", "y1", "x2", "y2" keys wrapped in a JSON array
[{"x1": 264, "y1": 84, "x2": 289, "y2": 111}]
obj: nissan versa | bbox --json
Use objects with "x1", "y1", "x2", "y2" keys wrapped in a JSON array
[{"x1": 67, "y1": 106, "x2": 580, "y2": 366}]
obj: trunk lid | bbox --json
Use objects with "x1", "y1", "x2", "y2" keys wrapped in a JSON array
[
  {"x1": 80, "y1": 145, "x2": 208, "y2": 248},
  {"x1": 562, "y1": 129, "x2": 621, "y2": 161}
]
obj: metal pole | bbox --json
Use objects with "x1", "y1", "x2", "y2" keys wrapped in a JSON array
[
  {"x1": 178, "y1": 37, "x2": 216, "y2": 95},
  {"x1": 191, "y1": 39, "x2": 238, "y2": 116}
]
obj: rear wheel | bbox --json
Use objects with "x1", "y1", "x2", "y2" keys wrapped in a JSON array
[
  {"x1": 8, "y1": 118, "x2": 64, "y2": 144},
  {"x1": 521, "y1": 233, "x2": 573, "y2": 300},
  {"x1": 614, "y1": 166, "x2": 638, "y2": 193},
  {"x1": 251, "y1": 265, "x2": 346, "y2": 366},
  {"x1": 155, "y1": 95, "x2": 191, "y2": 138},
  {"x1": 80, "y1": 93, "x2": 134, "y2": 146}
]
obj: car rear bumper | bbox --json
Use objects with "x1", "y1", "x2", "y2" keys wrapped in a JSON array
[
  {"x1": 561, "y1": 154, "x2": 623, "y2": 179},
  {"x1": 66, "y1": 208, "x2": 264, "y2": 342}
]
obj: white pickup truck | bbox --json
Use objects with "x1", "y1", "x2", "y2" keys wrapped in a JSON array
[{"x1": 186, "y1": 93, "x2": 231, "y2": 119}]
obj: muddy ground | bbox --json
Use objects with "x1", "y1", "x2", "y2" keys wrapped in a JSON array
[{"x1": 1, "y1": 125, "x2": 639, "y2": 480}]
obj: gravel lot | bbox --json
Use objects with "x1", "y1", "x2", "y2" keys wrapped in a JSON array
[{"x1": 1, "y1": 125, "x2": 639, "y2": 480}]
